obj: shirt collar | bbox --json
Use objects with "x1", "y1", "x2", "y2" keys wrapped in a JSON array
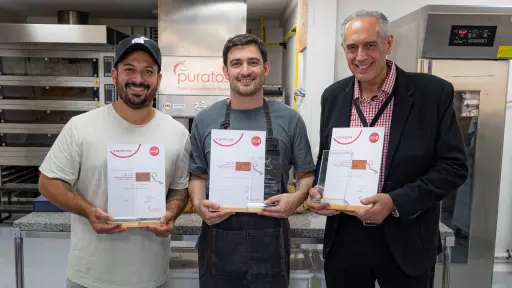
[{"x1": 354, "y1": 59, "x2": 397, "y2": 101}]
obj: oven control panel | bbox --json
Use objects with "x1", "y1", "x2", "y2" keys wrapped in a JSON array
[{"x1": 104, "y1": 84, "x2": 116, "y2": 104}]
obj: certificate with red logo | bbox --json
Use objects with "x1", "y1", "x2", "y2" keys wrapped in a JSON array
[
  {"x1": 106, "y1": 144, "x2": 166, "y2": 227},
  {"x1": 209, "y1": 129, "x2": 267, "y2": 212},
  {"x1": 314, "y1": 127, "x2": 384, "y2": 211}
]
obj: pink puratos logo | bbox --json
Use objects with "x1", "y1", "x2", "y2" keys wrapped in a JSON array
[
  {"x1": 213, "y1": 133, "x2": 244, "y2": 147},
  {"x1": 110, "y1": 144, "x2": 141, "y2": 158},
  {"x1": 333, "y1": 130, "x2": 363, "y2": 145},
  {"x1": 369, "y1": 132, "x2": 380, "y2": 143},
  {"x1": 251, "y1": 136, "x2": 262, "y2": 146},
  {"x1": 149, "y1": 146, "x2": 160, "y2": 156},
  {"x1": 173, "y1": 60, "x2": 228, "y2": 85},
  {"x1": 173, "y1": 60, "x2": 188, "y2": 75}
]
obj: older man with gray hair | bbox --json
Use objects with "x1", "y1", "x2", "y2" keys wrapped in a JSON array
[{"x1": 307, "y1": 9, "x2": 468, "y2": 288}]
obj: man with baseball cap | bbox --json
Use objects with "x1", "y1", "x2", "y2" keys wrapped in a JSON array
[{"x1": 38, "y1": 34, "x2": 191, "y2": 288}]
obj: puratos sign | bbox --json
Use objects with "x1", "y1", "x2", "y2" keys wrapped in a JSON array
[{"x1": 160, "y1": 56, "x2": 230, "y2": 96}]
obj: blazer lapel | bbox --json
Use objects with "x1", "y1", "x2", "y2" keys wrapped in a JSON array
[
  {"x1": 334, "y1": 78, "x2": 355, "y2": 128},
  {"x1": 384, "y1": 67, "x2": 415, "y2": 180}
]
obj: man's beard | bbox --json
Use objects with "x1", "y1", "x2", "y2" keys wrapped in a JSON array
[
  {"x1": 230, "y1": 75, "x2": 263, "y2": 97},
  {"x1": 116, "y1": 79, "x2": 156, "y2": 110}
]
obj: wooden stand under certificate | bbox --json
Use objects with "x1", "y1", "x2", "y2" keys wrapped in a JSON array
[
  {"x1": 313, "y1": 127, "x2": 385, "y2": 211},
  {"x1": 107, "y1": 144, "x2": 166, "y2": 228}
]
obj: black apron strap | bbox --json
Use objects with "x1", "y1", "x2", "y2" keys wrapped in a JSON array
[
  {"x1": 220, "y1": 101, "x2": 231, "y2": 129},
  {"x1": 353, "y1": 93, "x2": 394, "y2": 127},
  {"x1": 220, "y1": 99, "x2": 274, "y2": 138},
  {"x1": 262, "y1": 99, "x2": 273, "y2": 138}
]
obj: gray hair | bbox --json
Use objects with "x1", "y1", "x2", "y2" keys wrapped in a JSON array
[{"x1": 340, "y1": 10, "x2": 390, "y2": 47}]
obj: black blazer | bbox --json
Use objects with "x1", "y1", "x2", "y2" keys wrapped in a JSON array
[{"x1": 316, "y1": 65, "x2": 468, "y2": 276}]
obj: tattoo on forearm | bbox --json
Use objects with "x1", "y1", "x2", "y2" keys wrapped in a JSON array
[
  {"x1": 60, "y1": 180, "x2": 79, "y2": 202},
  {"x1": 61, "y1": 181, "x2": 74, "y2": 193},
  {"x1": 167, "y1": 188, "x2": 188, "y2": 202},
  {"x1": 166, "y1": 188, "x2": 189, "y2": 217}
]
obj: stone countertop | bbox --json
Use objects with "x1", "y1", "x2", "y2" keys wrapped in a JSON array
[
  {"x1": 12, "y1": 211, "x2": 454, "y2": 241},
  {"x1": 12, "y1": 212, "x2": 326, "y2": 238}
]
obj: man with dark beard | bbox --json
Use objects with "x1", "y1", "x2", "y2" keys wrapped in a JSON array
[
  {"x1": 188, "y1": 34, "x2": 316, "y2": 288},
  {"x1": 37, "y1": 34, "x2": 191, "y2": 288}
]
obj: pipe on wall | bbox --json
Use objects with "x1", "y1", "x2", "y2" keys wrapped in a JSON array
[
  {"x1": 258, "y1": 16, "x2": 300, "y2": 110},
  {"x1": 260, "y1": 16, "x2": 265, "y2": 42},
  {"x1": 57, "y1": 10, "x2": 89, "y2": 24}
]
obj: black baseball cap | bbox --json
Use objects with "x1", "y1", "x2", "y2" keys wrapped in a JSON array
[{"x1": 114, "y1": 34, "x2": 162, "y2": 71}]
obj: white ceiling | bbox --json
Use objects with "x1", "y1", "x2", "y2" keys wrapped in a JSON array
[{"x1": 0, "y1": 0, "x2": 291, "y2": 20}]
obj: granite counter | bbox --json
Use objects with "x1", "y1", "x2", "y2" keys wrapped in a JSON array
[{"x1": 12, "y1": 211, "x2": 454, "y2": 241}]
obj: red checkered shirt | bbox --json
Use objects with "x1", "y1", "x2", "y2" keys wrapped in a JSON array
[{"x1": 350, "y1": 60, "x2": 399, "y2": 217}]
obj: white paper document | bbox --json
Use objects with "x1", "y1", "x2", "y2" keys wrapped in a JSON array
[
  {"x1": 107, "y1": 144, "x2": 166, "y2": 220},
  {"x1": 321, "y1": 127, "x2": 385, "y2": 207},
  {"x1": 209, "y1": 129, "x2": 266, "y2": 209}
]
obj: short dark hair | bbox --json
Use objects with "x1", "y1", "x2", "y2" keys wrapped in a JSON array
[{"x1": 222, "y1": 34, "x2": 268, "y2": 67}]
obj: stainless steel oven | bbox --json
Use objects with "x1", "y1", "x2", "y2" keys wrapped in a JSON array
[{"x1": 0, "y1": 15, "x2": 127, "y2": 220}]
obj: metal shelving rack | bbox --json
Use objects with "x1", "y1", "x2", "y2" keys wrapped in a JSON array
[{"x1": 0, "y1": 20, "x2": 128, "y2": 222}]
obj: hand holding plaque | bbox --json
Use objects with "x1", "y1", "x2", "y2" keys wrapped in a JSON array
[{"x1": 310, "y1": 127, "x2": 385, "y2": 212}]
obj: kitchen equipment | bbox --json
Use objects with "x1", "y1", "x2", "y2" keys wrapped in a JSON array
[
  {"x1": 0, "y1": 11, "x2": 128, "y2": 220},
  {"x1": 389, "y1": 5, "x2": 512, "y2": 288}
]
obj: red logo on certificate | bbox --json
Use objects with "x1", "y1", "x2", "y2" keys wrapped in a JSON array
[
  {"x1": 149, "y1": 146, "x2": 160, "y2": 156},
  {"x1": 369, "y1": 133, "x2": 379, "y2": 143},
  {"x1": 251, "y1": 136, "x2": 262, "y2": 146}
]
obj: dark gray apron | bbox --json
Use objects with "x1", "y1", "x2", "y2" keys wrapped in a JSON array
[{"x1": 198, "y1": 99, "x2": 291, "y2": 288}]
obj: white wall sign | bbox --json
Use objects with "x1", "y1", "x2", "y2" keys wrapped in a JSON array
[{"x1": 160, "y1": 56, "x2": 230, "y2": 96}]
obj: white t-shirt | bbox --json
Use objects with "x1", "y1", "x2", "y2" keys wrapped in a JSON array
[{"x1": 39, "y1": 104, "x2": 191, "y2": 288}]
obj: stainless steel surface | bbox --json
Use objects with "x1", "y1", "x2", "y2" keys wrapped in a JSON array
[
  {"x1": 290, "y1": 249, "x2": 315, "y2": 273},
  {"x1": 57, "y1": 10, "x2": 89, "y2": 25},
  {"x1": 1, "y1": 183, "x2": 38, "y2": 191},
  {"x1": 310, "y1": 249, "x2": 324, "y2": 274},
  {"x1": 0, "y1": 27, "x2": 117, "y2": 225},
  {"x1": 173, "y1": 118, "x2": 190, "y2": 131},
  {"x1": 434, "y1": 59, "x2": 507, "y2": 288},
  {"x1": 158, "y1": 0, "x2": 247, "y2": 56},
  {"x1": 0, "y1": 23, "x2": 127, "y2": 46},
  {"x1": 0, "y1": 123, "x2": 65, "y2": 134},
  {"x1": 157, "y1": 0, "x2": 247, "y2": 118},
  {"x1": 443, "y1": 246, "x2": 452, "y2": 288},
  {"x1": 389, "y1": 5, "x2": 512, "y2": 64},
  {"x1": 0, "y1": 100, "x2": 99, "y2": 111},
  {"x1": 0, "y1": 44, "x2": 115, "y2": 53},
  {"x1": 0, "y1": 76, "x2": 96, "y2": 87},
  {"x1": 9, "y1": 222, "x2": 452, "y2": 288},
  {"x1": 0, "y1": 147, "x2": 49, "y2": 166},
  {"x1": 0, "y1": 49, "x2": 105, "y2": 58},
  {"x1": 14, "y1": 233, "x2": 23, "y2": 288},
  {"x1": 169, "y1": 247, "x2": 199, "y2": 270},
  {"x1": 389, "y1": 6, "x2": 510, "y2": 288},
  {"x1": 0, "y1": 204, "x2": 32, "y2": 213}
]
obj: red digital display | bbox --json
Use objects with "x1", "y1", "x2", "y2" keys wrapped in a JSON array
[{"x1": 449, "y1": 25, "x2": 497, "y2": 47}]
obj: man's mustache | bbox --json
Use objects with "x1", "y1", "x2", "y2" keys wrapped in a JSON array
[
  {"x1": 237, "y1": 75, "x2": 255, "y2": 80},
  {"x1": 125, "y1": 82, "x2": 150, "y2": 90}
]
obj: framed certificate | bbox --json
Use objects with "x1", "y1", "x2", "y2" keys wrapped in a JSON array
[
  {"x1": 209, "y1": 129, "x2": 280, "y2": 212},
  {"x1": 313, "y1": 127, "x2": 385, "y2": 211},
  {"x1": 107, "y1": 144, "x2": 166, "y2": 227}
]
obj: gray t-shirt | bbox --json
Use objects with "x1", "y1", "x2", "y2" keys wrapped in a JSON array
[{"x1": 189, "y1": 98, "x2": 315, "y2": 195}]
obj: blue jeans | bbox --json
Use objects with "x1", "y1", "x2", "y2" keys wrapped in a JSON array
[{"x1": 66, "y1": 278, "x2": 167, "y2": 288}]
